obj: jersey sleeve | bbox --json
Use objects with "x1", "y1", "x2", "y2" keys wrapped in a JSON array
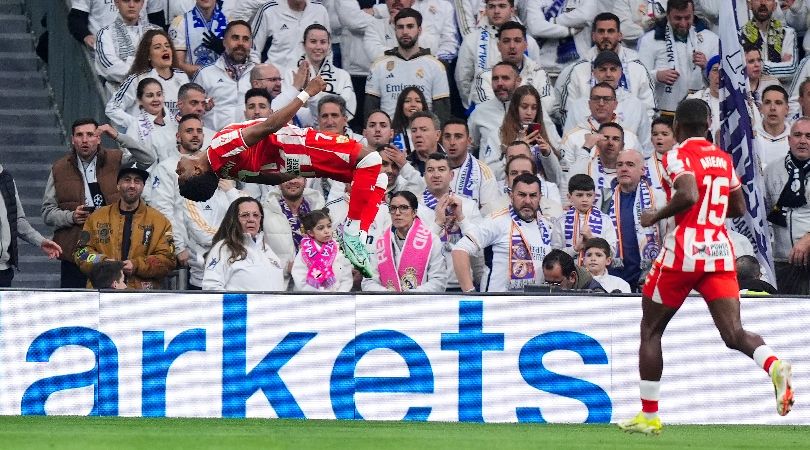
[
  {"x1": 169, "y1": 15, "x2": 186, "y2": 51},
  {"x1": 729, "y1": 163, "x2": 742, "y2": 191},
  {"x1": 662, "y1": 147, "x2": 692, "y2": 186}
]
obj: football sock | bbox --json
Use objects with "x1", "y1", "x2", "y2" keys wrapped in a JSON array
[
  {"x1": 753, "y1": 345, "x2": 778, "y2": 374},
  {"x1": 359, "y1": 173, "x2": 387, "y2": 232},
  {"x1": 640, "y1": 380, "x2": 660, "y2": 419},
  {"x1": 346, "y1": 152, "x2": 382, "y2": 234}
]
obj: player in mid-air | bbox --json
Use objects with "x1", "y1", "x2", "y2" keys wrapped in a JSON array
[
  {"x1": 618, "y1": 99, "x2": 794, "y2": 435},
  {"x1": 175, "y1": 77, "x2": 386, "y2": 277}
]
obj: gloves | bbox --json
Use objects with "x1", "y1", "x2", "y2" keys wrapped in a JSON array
[{"x1": 201, "y1": 31, "x2": 225, "y2": 55}]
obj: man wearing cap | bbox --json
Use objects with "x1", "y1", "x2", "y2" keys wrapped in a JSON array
[
  {"x1": 74, "y1": 165, "x2": 176, "y2": 289},
  {"x1": 559, "y1": 50, "x2": 653, "y2": 145}
]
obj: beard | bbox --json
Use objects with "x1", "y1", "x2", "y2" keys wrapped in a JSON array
[{"x1": 398, "y1": 37, "x2": 416, "y2": 50}]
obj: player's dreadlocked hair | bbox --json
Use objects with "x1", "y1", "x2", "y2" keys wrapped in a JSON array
[{"x1": 178, "y1": 169, "x2": 219, "y2": 202}]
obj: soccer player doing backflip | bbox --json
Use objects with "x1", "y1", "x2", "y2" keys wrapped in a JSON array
[
  {"x1": 175, "y1": 77, "x2": 386, "y2": 277},
  {"x1": 618, "y1": 99, "x2": 794, "y2": 435}
]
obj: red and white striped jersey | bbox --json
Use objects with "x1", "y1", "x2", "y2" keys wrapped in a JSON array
[{"x1": 657, "y1": 138, "x2": 741, "y2": 272}]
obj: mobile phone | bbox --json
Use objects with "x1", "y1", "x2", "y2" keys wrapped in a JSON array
[
  {"x1": 83, "y1": 205, "x2": 96, "y2": 213},
  {"x1": 527, "y1": 122, "x2": 542, "y2": 134}
]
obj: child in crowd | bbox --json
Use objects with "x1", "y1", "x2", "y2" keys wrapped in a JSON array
[
  {"x1": 582, "y1": 238, "x2": 631, "y2": 294},
  {"x1": 88, "y1": 260, "x2": 128, "y2": 290},
  {"x1": 292, "y1": 209, "x2": 353, "y2": 292},
  {"x1": 553, "y1": 174, "x2": 617, "y2": 262}
]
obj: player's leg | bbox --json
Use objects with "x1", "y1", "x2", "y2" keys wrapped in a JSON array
[{"x1": 700, "y1": 273, "x2": 794, "y2": 416}]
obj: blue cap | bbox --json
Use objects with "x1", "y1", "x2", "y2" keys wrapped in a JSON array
[{"x1": 706, "y1": 55, "x2": 721, "y2": 78}]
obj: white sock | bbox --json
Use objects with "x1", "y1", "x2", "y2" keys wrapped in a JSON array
[
  {"x1": 640, "y1": 380, "x2": 660, "y2": 419},
  {"x1": 753, "y1": 345, "x2": 776, "y2": 373},
  {"x1": 356, "y1": 151, "x2": 382, "y2": 168}
]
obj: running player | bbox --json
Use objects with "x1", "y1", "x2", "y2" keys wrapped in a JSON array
[
  {"x1": 618, "y1": 99, "x2": 794, "y2": 435},
  {"x1": 175, "y1": 77, "x2": 386, "y2": 277}
]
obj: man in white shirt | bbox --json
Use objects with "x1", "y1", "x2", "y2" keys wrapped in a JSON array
[
  {"x1": 637, "y1": 0, "x2": 719, "y2": 114},
  {"x1": 95, "y1": 0, "x2": 162, "y2": 88},
  {"x1": 468, "y1": 61, "x2": 519, "y2": 151},
  {"x1": 70, "y1": 0, "x2": 162, "y2": 50},
  {"x1": 193, "y1": 20, "x2": 257, "y2": 131},
  {"x1": 756, "y1": 85, "x2": 791, "y2": 170},
  {"x1": 250, "y1": 0, "x2": 330, "y2": 68},
  {"x1": 567, "y1": 121, "x2": 627, "y2": 211},
  {"x1": 169, "y1": 0, "x2": 227, "y2": 76},
  {"x1": 455, "y1": 0, "x2": 541, "y2": 109},
  {"x1": 524, "y1": 0, "x2": 597, "y2": 76},
  {"x1": 741, "y1": 0, "x2": 797, "y2": 82},
  {"x1": 417, "y1": 153, "x2": 482, "y2": 290},
  {"x1": 442, "y1": 118, "x2": 502, "y2": 216},
  {"x1": 452, "y1": 173, "x2": 554, "y2": 292},
  {"x1": 365, "y1": 8, "x2": 451, "y2": 123},
  {"x1": 469, "y1": 21, "x2": 556, "y2": 128},
  {"x1": 364, "y1": 0, "x2": 459, "y2": 63}
]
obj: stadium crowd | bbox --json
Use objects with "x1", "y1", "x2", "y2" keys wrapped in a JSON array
[{"x1": 5, "y1": 0, "x2": 809, "y2": 294}]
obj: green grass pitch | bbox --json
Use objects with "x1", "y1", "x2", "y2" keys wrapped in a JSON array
[{"x1": 0, "y1": 417, "x2": 806, "y2": 449}]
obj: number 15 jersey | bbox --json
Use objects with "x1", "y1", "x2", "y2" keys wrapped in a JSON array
[{"x1": 658, "y1": 137, "x2": 742, "y2": 272}]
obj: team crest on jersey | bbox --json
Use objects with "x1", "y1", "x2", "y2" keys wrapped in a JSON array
[
  {"x1": 336, "y1": 135, "x2": 349, "y2": 143},
  {"x1": 416, "y1": 68, "x2": 425, "y2": 78},
  {"x1": 386, "y1": 61, "x2": 395, "y2": 72}
]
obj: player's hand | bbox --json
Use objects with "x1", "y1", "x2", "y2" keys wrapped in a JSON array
[
  {"x1": 293, "y1": 61, "x2": 310, "y2": 90},
  {"x1": 582, "y1": 133, "x2": 605, "y2": 149},
  {"x1": 789, "y1": 234, "x2": 810, "y2": 266},
  {"x1": 95, "y1": 124, "x2": 118, "y2": 140},
  {"x1": 382, "y1": 145, "x2": 407, "y2": 170},
  {"x1": 656, "y1": 69, "x2": 680, "y2": 85},
  {"x1": 176, "y1": 249, "x2": 190, "y2": 267},
  {"x1": 304, "y1": 76, "x2": 327, "y2": 97},
  {"x1": 122, "y1": 260, "x2": 134, "y2": 275},
  {"x1": 640, "y1": 209, "x2": 658, "y2": 228},
  {"x1": 40, "y1": 239, "x2": 62, "y2": 259}
]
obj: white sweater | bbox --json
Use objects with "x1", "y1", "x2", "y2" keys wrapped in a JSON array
[{"x1": 202, "y1": 232, "x2": 286, "y2": 291}]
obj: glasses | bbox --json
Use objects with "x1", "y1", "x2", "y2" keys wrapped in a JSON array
[
  {"x1": 254, "y1": 77, "x2": 282, "y2": 82},
  {"x1": 388, "y1": 205, "x2": 412, "y2": 213},
  {"x1": 238, "y1": 212, "x2": 262, "y2": 219},
  {"x1": 589, "y1": 95, "x2": 616, "y2": 104}
]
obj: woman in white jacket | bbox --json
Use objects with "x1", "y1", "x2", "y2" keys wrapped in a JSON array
[
  {"x1": 202, "y1": 197, "x2": 285, "y2": 291},
  {"x1": 291, "y1": 208, "x2": 353, "y2": 291}
]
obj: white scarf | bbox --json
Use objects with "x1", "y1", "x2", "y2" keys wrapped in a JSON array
[
  {"x1": 76, "y1": 155, "x2": 98, "y2": 207},
  {"x1": 661, "y1": 23, "x2": 697, "y2": 111}
]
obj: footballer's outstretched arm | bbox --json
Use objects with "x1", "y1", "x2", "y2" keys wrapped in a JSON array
[
  {"x1": 640, "y1": 173, "x2": 699, "y2": 227},
  {"x1": 240, "y1": 77, "x2": 326, "y2": 147}
]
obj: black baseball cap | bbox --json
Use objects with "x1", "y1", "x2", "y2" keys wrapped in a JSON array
[
  {"x1": 592, "y1": 51, "x2": 622, "y2": 68},
  {"x1": 117, "y1": 166, "x2": 150, "y2": 182}
]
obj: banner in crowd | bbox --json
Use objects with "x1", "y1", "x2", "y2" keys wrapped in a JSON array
[
  {"x1": 0, "y1": 291, "x2": 807, "y2": 424},
  {"x1": 718, "y1": 0, "x2": 776, "y2": 285}
]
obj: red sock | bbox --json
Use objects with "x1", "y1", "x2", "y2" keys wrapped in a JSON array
[
  {"x1": 641, "y1": 399, "x2": 658, "y2": 413},
  {"x1": 347, "y1": 164, "x2": 381, "y2": 229},
  {"x1": 360, "y1": 185, "x2": 386, "y2": 232},
  {"x1": 763, "y1": 356, "x2": 778, "y2": 374}
]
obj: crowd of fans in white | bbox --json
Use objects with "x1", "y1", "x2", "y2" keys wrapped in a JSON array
[{"x1": 24, "y1": 0, "x2": 810, "y2": 293}]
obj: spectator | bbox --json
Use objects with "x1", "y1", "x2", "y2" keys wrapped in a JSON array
[
  {"x1": 169, "y1": 0, "x2": 227, "y2": 77},
  {"x1": 605, "y1": 149, "x2": 666, "y2": 290},
  {"x1": 556, "y1": 13, "x2": 653, "y2": 121},
  {"x1": 541, "y1": 248, "x2": 606, "y2": 292},
  {"x1": 365, "y1": 9, "x2": 451, "y2": 123},
  {"x1": 374, "y1": 144, "x2": 427, "y2": 202},
  {"x1": 250, "y1": 0, "x2": 330, "y2": 67},
  {"x1": 417, "y1": 153, "x2": 482, "y2": 291},
  {"x1": 756, "y1": 85, "x2": 791, "y2": 170},
  {"x1": 287, "y1": 25, "x2": 356, "y2": 127},
  {"x1": 42, "y1": 119, "x2": 132, "y2": 288},
  {"x1": 94, "y1": 0, "x2": 163, "y2": 91},
  {"x1": 390, "y1": 86, "x2": 429, "y2": 154},
  {"x1": 244, "y1": 88, "x2": 272, "y2": 121},
  {"x1": 493, "y1": 144, "x2": 564, "y2": 218},
  {"x1": 317, "y1": 95, "x2": 365, "y2": 142},
  {"x1": 559, "y1": 83, "x2": 642, "y2": 174},
  {"x1": 764, "y1": 117, "x2": 810, "y2": 294},
  {"x1": 456, "y1": 0, "x2": 540, "y2": 108},
  {"x1": 250, "y1": 63, "x2": 285, "y2": 102},
  {"x1": 611, "y1": 0, "x2": 665, "y2": 45},
  {"x1": 363, "y1": 191, "x2": 447, "y2": 291},
  {"x1": 120, "y1": 78, "x2": 171, "y2": 150},
  {"x1": 481, "y1": 84, "x2": 562, "y2": 175},
  {"x1": 524, "y1": 0, "x2": 596, "y2": 76},
  {"x1": 0, "y1": 165, "x2": 62, "y2": 288},
  {"x1": 788, "y1": 64, "x2": 810, "y2": 119},
  {"x1": 552, "y1": 173, "x2": 618, "y2": 261},
  {"x1": 262, "y1": 177, "x2": 326, "y2": 288},
  {"x1": 202, "y1": 197, "x2": 285, "y2": 290},
  {"x1": 741, "y1": 0, "x2": 797, "y2": 82},
  {"x1": 106, "y1": 29, "x2": 190, "y2": 129},
  {"x1": 569, "y1": 122, "x2": 628, "y2": 210},
  {"x1": 406, "y1": 111, "x2": 443, "y2": 175},
  {"x1": 737, "y1": 255, "x2": 778, "y2": 295},
  {"x1": 88, "y1": 259, "x2": 128, "y2": 289},
  {"x1": 468, "y1": 62, "x2": 519, "y2": 151},
  {"x1": 74, "y1": 166, "x2": 175, "y2": 289},
  {"x1": 646, "y1": 115, "x2": 675, "y2": 189},
  {"x1": 183, "y1": 179, "x2": 244, "y2": 289},
  {"x1": 365, "y1": 110, "x2": 396, "y2": 149},
  {"x1": 470, "y1": 22, "x2": 555, "y2": 120},
  {"x1": 637, "y1": 0, "x2": 718, "y2": 114},
  {"x1": 69, "y1": 0, "x2": 163, "y2": 50},
  {"x1": 583, "y1": 237, "x2": 631, "y2": 293},
  {"x1": 194, "y1": 20, "x2": 257, "y2": 131},
  {"x1": 452, "y1": 173, "x2": 554, "y2": 292},
  {"x1": 561, "y1": 50, "x2": 654, "y2": 144},
  {"x1": 746, "y1": 45, "x2": 781, "y2": 108},
  {"x1": 686, "y1": 56, "x2": 722, "y2": 139},
  {"x1": 147, "y1": 114, "x2": 206, "y2": 271},
  {"x1": 441, "y1": 117, "x2": 502, "y2": 216},
  {"x1": 291, "y1": 209, "x2": 354, "y2": 291}
]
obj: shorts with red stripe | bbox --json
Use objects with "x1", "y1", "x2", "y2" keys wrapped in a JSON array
[
  {"x1": 273, "y1": 127, "x2": 362, "y2": 183},
  {"x1": 642, "y1": 260, "x2": 740, "y2": 308}
]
